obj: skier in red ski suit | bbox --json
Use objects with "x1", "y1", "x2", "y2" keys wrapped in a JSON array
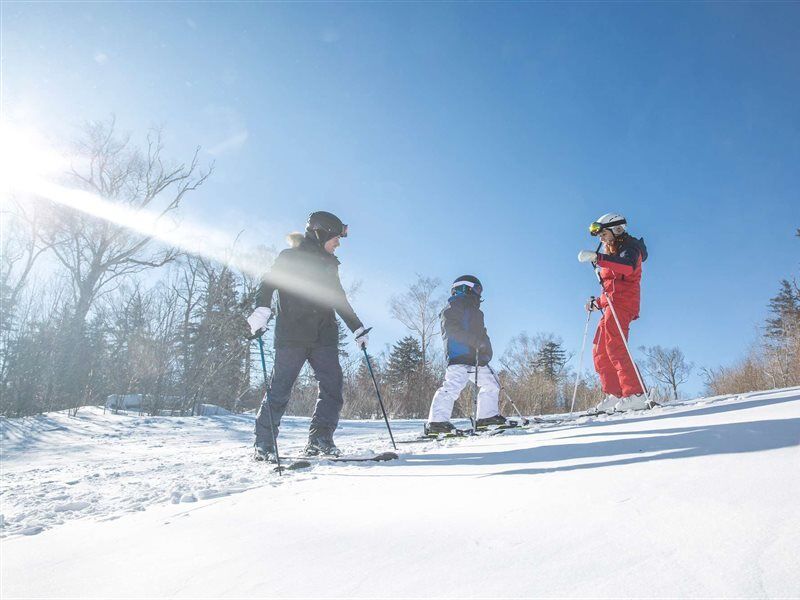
[{"x1": 578, "y1": 214, "x2": 649, "y2": 413}]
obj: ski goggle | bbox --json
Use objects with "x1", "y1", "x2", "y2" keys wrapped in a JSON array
[
  {"x1": 589, "y1": 219, "x2": 625, "y2": 236},
  {"x1": 316, "y1": 223, "x2": 348, "y2": 240},
  {"x1": 453, "y1": 282, "x2": 482, "y2": 296}
]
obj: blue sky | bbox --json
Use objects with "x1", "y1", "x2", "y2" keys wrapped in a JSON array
[{"x1": 3, "y1": 2, "x2": 799, "y2": 394}]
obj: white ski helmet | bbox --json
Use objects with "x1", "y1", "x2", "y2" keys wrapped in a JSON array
[{"x1": 590, "y1": 213, "x2": 627, "y2": 237}]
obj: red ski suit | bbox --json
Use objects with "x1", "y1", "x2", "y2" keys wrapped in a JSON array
[{"x1": 592, "y1": 235, "x2": 648, "y2": 398}]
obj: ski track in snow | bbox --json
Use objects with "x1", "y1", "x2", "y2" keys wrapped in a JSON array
[
  {"x1": 0, "y1": 390, "x2": 796, "y2": 541},
  {"x1": 1, "y1": 409, "x2": 413, "y2": 538},
  {"x1": 8, "y1": 413, "x2": 427, "y2": 537}
]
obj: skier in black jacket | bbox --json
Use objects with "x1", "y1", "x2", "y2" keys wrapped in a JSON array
[
  {"x1": 247, "y1": 211, "x2": 369, "y2": 460},
  {"x1": 425, "y1": 275, "x2": 506, "y2": 434}
]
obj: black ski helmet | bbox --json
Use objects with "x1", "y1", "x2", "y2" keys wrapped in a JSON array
[
  {"x1": 452, "y1": 275, "x2": 482, "y2": 296},
  {"x1": 306, "y1": 211, "x2": 348, "y2": 244}
]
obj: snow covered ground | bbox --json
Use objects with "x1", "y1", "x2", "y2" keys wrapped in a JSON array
[{"x1": 2, "y1": 388, "x2": 799, "y2": 598}]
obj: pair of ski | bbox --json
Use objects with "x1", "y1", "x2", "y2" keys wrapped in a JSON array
[
  {"x1": 400, "y1": 420, "x2": 533, "y2": 444},
  {"x1": 263, "y1": 451, "x2": 400, "y2": 473},
  {"x1": 582, "y1": 400, "x2": 662, "y2": 418}
]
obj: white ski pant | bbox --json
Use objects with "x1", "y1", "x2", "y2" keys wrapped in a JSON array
[{"x1": 427, "y1": 364, "x2": 500, "y2": 423}]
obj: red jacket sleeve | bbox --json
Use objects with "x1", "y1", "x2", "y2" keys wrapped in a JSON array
[{"x1": 596, "y1": 245, "x2": 641, "y2": 276}]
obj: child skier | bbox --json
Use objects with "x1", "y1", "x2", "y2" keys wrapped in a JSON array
[
  {"x1": 425, "y1": 275, "x2": 506, "y2": 434},
  {"x1": 577, "y1": 213, "x2": 651, "y2": 413}
]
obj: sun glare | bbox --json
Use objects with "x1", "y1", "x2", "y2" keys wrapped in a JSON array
[
  {"x1": 0, "y1": 121, "x2": 70, "y2": 205},
  {"x1": 1, "y1": 145, "x2": 339, "y2": 307},
  {"x1": 0, "y1": 120, "x2": 344, "y2": 308}
]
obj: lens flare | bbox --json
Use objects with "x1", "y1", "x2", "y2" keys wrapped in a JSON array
[{"x1": 1, "y1": 126, "x2": 348, "y2": 310}]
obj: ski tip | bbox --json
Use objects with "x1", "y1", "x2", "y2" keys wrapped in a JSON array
[
  {"x1": 286, "y1": 460, "x2": 312, "y2": 470},
  {"x1": 374, "y1": 452, "x2": 399, "y2": 461}
]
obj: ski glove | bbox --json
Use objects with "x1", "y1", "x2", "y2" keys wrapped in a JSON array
[
  {"x1": 247, "y1": 306, "x2": 274, "y2": 336},
  {"x1": 585, "y1": 296, "x2": 601, "y2": 312},
  {"x1": 354, "y1": 326, "x2": 369, "y2": 350},
  {"x1": 578, "y1": 250, "x2": 598, "y2": 263}
]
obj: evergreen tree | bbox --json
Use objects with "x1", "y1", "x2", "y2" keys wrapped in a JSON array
[
  {"x1": 188, "y1": 268, "x2": 248, "y2": 412},
  {"x1": 534, "y1": 340, "x2": 567, "y2": 381},
  {"x1": 766, "y1": 279, "x2": 800, "y2": 344},
  {"x1": 385, "y1": 336, "x2": 425, "y2": 417},
  {"x1": 386, "y1": 336, "x2": 423, "y2": 387}
]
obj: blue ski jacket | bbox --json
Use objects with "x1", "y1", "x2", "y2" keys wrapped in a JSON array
[{"x1": 440, "y1": 292, "x2": 493, "y2": 366}]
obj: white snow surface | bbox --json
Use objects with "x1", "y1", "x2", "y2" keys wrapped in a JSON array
[{"x1": 2, "y1": 388, "x2": 799, "y2": 598}]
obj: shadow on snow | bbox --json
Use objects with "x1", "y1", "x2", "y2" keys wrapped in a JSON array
[{"x1": 405, "y1": 393, "x2": 800, "y2": 477}]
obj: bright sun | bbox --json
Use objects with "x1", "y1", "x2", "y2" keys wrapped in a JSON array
[{"x1": 0, "y1": 121, "x2": 70, "y2": 205}]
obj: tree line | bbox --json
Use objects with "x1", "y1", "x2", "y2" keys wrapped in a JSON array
[{"x1": 6, "y1": 121, "x2": 789, "y2": 420}]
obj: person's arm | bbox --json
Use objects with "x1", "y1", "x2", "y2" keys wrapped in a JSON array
[
  {"x1": 248, "y1": 253, "x2": 290, "y2": 336},
  {"x1": 476, "y1": 310, "x2": 493, "y2": 361},
  {"x1": 254, "y1": 251, "x2": 290, "y2": 308},
  {"x1": 596, "y1": 244, "x2": 641, "y2": 276},
  {"x1": 331, "y1": 269, "x2": 364, "y2": 333}
]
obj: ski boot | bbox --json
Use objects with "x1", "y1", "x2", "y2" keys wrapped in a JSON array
[
  {"x1": 475, "y1": 414, "x2": 509, "y2": 428},
  {"x1": 304, "y1": 428, "x2": 341, "y2": 457},
  {"x1": 253, "y1": 441, "x2": 278, "y2": 463},
  {"x1": 424, "y1": 421, "x2": 456, "y2": 435},
  {"x1": 613, "y1": 393, "x2": 650, "y2": 412},
  {"x1": 587, "y1": 395, "x2": 619, "y2": 415}
]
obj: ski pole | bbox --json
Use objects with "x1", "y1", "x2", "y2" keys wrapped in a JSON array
[
  {"x1": 592, "y1": 265, "x2": 649, "y2": 397},
  {"x1": 486, "y1": 364, "x2": 530, "y2": 425},
  {"x1": 471, "y1": 349, "x2": 480, "y2": 432},
  {"x1": 256, "y1": 330, "x2": 283, "y2": 475},
  {"x1": 360, "y1": 338, "x2": 397, "y2": 451},
  {"x1": 569, "y1": 302, "x2": 594, "y2": 416}
]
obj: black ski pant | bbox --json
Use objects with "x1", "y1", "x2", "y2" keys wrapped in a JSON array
[{"x1": 254, "y1": 344, "x2": 343, "y2": 448}]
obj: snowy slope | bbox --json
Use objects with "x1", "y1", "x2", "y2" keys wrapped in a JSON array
[{"x1": 2, "y1": 388, "x2": 799, "y2": 598}]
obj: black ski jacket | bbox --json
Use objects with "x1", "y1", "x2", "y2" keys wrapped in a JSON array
[
  {"x1": 441, "y1": 292, "x2": 493, "y2": 366},
  {"x1": 255, "y1": 234, "x2": 363, "y2": 347}
]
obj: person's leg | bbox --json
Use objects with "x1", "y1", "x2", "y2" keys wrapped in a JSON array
[
  {"x1": 475, "y1": 366, "x2": 501, "y2": 420},
  {"x1": 306, "y1": 344, "x2": 344, "y2": 445},
  {"x1": 428, "y1": 364, "x2": 470, "y2": 423},
  {"x1": 604, "y1": 309, "x2": 644, "y2": 398},
  {"x1": 254, "y1": 345, "x2": 307, "y2": 449},
  {"x1": 593, "y1": 314, "x2": 624, "y2": 398}
]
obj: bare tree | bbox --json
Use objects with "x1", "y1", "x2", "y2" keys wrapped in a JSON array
[
  {"x1": 640, "y1": 345, "x2": 693, "y2": 400},
  {"x1": 40, "y1": 118, "x2": 211, "y2": 330},
  {"x1": 389, "y1": 275, "x2": 443, "y2": 370},
  {"x1": 500, "y1": 332, "x2": 572, "y2": 414},
  {"x1": 1, "y1": 198, "x2": 57, "y2": 323},
  {"x1": 35, "y1": 118, "x2": 211, "y2": 407}
]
